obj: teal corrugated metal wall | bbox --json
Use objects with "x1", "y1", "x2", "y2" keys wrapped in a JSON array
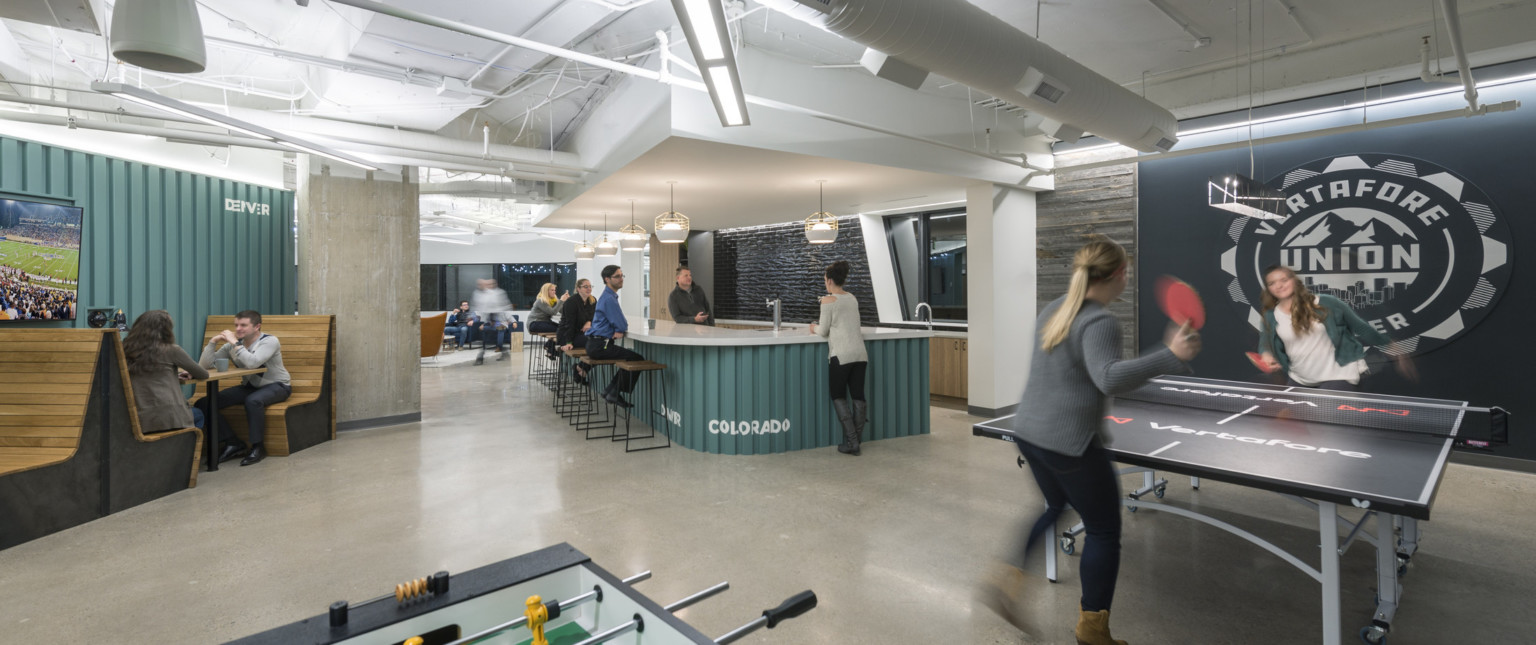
[
  {"x1": 629, "y1": 337, "x2": 930, "y2": 455},
  {"x1": 0, "y1": 135, "x2": 296, "y2": 352}
]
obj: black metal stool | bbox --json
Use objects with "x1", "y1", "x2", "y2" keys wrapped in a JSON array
[
  {"x1": 575, "y1": 356, "x2": 622, "y2": 439},
  {"x1": 615, "y1": 360, "x2": 671, "y2": 452}
]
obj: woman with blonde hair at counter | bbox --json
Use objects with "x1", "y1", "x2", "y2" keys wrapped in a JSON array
[
  {"x1": 529, "y1": 282, "x2": 565, "y2": 359},
  {"x1": 808, "y1": 260, "x2": 868, "y2": 456}
]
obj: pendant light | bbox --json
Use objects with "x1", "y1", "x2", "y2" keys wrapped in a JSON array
[
  {"x1": 110, "y1": 0, "x2": 208, "y2": 73},
  {"x1": 654, "y1": 181, "x2": 690, "y2": 243},
  {"x1": 574, "y1": 222, "x2": 596, "y2": 259},
  {"x1": 804, "y1": 180, "x2": 838, "y2": 244},
  {"x1": 620, "y1": 199, "x2": 648, "y2": 251},
  {"x1": 594, "y1": 212, "x2": 618, "y2": 257}
]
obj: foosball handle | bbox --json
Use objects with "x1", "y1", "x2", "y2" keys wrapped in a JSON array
[{"x1": 763, "y1": 590, "x2": 817, "y2": 628}]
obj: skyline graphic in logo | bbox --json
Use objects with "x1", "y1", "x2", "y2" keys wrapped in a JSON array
[{"x1": 1220, "y1": 154, "x2": 1512, "y2": 359}]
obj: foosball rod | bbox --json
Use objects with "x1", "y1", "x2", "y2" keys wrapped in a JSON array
[
  {"x1": 714, "y1": 591, "x2": 818, "y2": 645},
  {"x1": 444, "y1": 571, "x2": 652, "y2": 645},
  {"x1": 566, "y1": 582, "x2": 730, "y2": 645}
]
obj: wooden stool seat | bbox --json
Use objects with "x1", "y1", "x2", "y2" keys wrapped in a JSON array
[
  {"x1": 537, "y1": 332, "x2": 557, "y2": 339},
  {"x1": 581, "y1": 357, "x2": 622, "y2": 366},
  {"x1": 563, "y1": 348, "x2": 588, "y2": 357},
  {"x1": 617, "y1": 361, "x2": 667, "y2": 372}
]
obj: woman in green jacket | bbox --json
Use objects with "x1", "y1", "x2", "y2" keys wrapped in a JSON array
[{"x1": 1257, "y1": 264, "x2": 1407, "y2": 390}]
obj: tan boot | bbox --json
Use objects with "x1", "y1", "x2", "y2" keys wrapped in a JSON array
[
  {"x1": 976, "y1": 562, "x2": 1036, "y2": 637},
  {"x1": 1075, "y1": 607, "x2": 1128, "y2": 645}
]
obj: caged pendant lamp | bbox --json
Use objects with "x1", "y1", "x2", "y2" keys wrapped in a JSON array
[
  {"x1": 620, "y1": 199, "x2": 648, "y2": 251},
  {"x1": 574, "y1": 222, "x2": 596, "y2": 259},
  {"x1": 110, "y1": 0, "x2": 208, "y2": 73},
  {"x1": 594, "y1": 213, "x2": 618, "y2": 257},
  {"x1": 804, "y1": 180, "x2": 838, "y2": 244},
  {"x1": 654, "y1": 181, "x2": 689, "y2": 243}
]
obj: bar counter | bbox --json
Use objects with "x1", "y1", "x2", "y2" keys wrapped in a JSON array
[{"x1": 617, "y1": 320, "x2": 931, "y2": 454}]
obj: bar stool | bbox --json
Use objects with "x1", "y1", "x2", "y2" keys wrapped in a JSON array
[
  {"x1": 528, "y1": 332, "x2": 560, "y2": 387},
  {"x1": 554, "y1": 347, "x2": 594, "y2": 418},
  {"x1": 575, "y1": 356, "x2": 622, "y2": 439},
  {"x1": 615, "y1": 361, "x2": 670, "y2": 452}
]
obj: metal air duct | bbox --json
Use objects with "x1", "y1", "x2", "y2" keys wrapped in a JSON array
[{"x1": 759, "y1": 0, "x2": 1180, "y2": 153}]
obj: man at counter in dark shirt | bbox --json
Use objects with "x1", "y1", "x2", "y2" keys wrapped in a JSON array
[{"x1": 667, "y1": 266, "x2": 714, "y2": 326}]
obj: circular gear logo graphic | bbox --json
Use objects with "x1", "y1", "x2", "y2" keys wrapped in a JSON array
[{"x1": 1220, "y1": 154, "x2": 1512, "y2": 359}]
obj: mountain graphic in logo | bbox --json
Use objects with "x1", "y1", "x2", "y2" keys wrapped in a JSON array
[{"x1": 1282, "y1": 209, "x2": 1419, "y2": 248}]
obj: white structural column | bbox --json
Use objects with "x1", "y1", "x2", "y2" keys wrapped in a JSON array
[{"x1": 966, "y1": 183, "x2": 1038, "y2": 417}]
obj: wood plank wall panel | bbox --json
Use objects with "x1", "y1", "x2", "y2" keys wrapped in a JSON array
[
  {"x1": 648, "y1": 233, "x2": 681, "y2": 321},
  {"x1": 0, "y1": 135, "x2": 296, "y2": 354},
  {"x1": 1036, "y1": 149, "x2": 1139, "y2": 356}
]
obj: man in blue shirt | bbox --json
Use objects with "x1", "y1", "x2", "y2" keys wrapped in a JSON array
[{"x1": 585, "y1": 264, "x2": 646, "y2": 407}]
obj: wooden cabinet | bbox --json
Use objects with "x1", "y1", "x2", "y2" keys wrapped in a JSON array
[{"x1": 930, "y1": 337, "x2": 968, "y2": 399}]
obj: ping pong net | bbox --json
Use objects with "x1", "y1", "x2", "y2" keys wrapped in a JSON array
[{"x1": 1120, "y1": 377, "x2": 1507, "y2": 444}]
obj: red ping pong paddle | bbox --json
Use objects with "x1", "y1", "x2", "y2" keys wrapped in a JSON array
[
  {"x1": 1246, "y1": 351, "x2": 1279, "y2": 374},
  {"x1": 1155, "y1": 276, "x2": 1205, "y2": 330}
]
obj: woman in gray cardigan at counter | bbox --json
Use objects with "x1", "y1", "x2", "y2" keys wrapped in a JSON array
[
  {"x1": 123, "y1": 310, "x2": 209, "y2": 433},
  {"x1": 529, "y1": 282, "x2": 564, "y2": 359},
  {"x1": 809, "y1": 260, "x2": 867, "y2": 456}
]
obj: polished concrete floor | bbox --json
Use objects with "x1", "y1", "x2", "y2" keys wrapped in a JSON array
[{"x1": 2, "y1": 351, "x2": 1534, "y2": 644}]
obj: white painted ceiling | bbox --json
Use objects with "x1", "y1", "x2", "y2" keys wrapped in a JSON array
[
  {"x1": 4, "y1": 0, "x2": 1536, "y2": 234},
  {"x1": 543, "y1": 135, "x2": 974, "y2": 231}
]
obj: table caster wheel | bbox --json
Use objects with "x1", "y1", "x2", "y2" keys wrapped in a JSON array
[
  {"x1": 1127, "y1": 504, "x2": 1138, "y2": 513},
  {"x1": 1359, "y1": 625, "x2": 1387, "y2": 644},
  {"x1": 1154, "y1": 486, "x2": 1166, "y2": 499},
  {"x1": 1060, "y1": 537, "x2": 1076, "y2": 555},
  {"x1": 1395, "y1": 555, "x2": 1409, "y2": 577}
]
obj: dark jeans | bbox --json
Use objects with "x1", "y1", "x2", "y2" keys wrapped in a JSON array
[
  {"x1": 196, "y1": 382, "x2": 292, "y2": 445},
  {"x1": 828, "y1": 357, "x2": 867, "y2": 401},
  {"x1": 1287, "y1": 377, "x2": 1359, "y2": 391},
  {"x1": 586, "y1": 336, "x2": 644, "y2": 393},
  {"x1": 529, "y1": 320, "x2": 558, "y2": 354},
  {"x1": 1013, "y1": 439, "x2": 1122, "y2": 613}
]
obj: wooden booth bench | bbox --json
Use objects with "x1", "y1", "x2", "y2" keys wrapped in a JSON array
[
  {"x1": 194, "y1": 315, "x2": 336, "y2": 457},
  {"x1": 1, "y1": 329, "x2": 202, "y2": 550}
]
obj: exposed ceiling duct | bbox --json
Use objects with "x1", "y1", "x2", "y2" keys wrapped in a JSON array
[{"x1": 757, "y1": 0, "x2": 1180, "y2": 153}]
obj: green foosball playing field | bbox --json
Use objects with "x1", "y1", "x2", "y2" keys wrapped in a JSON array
[{"x1": 514, "y1": 621, "x2": 591, "y2": 645}]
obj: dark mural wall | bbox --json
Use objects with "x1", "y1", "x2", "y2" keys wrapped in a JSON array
[
  {"x1": 713, "y1": 217, "x2": 878, "y2": 325},
  {"x1": 1137, "y1": 79, "x2": 1536, "y2": 463}
]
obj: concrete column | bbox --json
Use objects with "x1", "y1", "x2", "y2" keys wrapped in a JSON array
[
  {"x1": 966, "y1": 183, "x2": 1037, "y2": 417},
  {"x1": 296, "y1": 157, "x2": 421, "y2": 428}
]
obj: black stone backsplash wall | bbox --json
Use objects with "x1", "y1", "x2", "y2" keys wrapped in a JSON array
[{"x1": 713, "y1": 217, "x2": 878, "y2": 325}]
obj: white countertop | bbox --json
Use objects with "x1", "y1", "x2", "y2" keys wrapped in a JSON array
[{"x1": 627, "y1": 319, "x2": 932, "y2": 347}]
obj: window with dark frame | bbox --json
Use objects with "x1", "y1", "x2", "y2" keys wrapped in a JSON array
[
  {"x1": 885, "y1": 208, "x2": 967, "y2": 323},
  {"x1": 423, "y1": 263, "x2": 577, "y2": 311}
]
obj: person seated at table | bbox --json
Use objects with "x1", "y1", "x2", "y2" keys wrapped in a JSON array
[
  {"x1": 196, "y1": 310, "x2": 291, "y2": 466},
  {"x1": 123, "y1": 310, "x2": 209, "y2": 433},
  {"x1": 558, "y1": 278, "x2": 597, "y2": 384},
  {"x1": 529, "y1": 282, "x2": 566, "y2": 359},
  {"x1": 586, "y1": 265, "x2": 646, "y2": 408},
  {"x1": 444, "y1": 300, "x2": 477, "y2": 349},
  {"x1": 668, "y1": 266, "x2": 714, "y2": 326}
]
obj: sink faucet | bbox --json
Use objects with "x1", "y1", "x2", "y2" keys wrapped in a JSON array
[
  {"x1": 766, "y1": 298, "x2": 782, "y2": 331},
  {"x1": 914, "y1": 302, "x2": 933, "y2": 331}
]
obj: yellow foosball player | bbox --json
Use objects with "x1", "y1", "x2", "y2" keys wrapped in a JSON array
[{"x1": 525, "y1": 594, "x2": 549, "y2": 645}]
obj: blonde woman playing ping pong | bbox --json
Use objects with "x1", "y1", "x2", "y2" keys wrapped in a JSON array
[
  {"x1": 982, "y1": 239, "x2": 1200, "y2": 645},
  {"x1": 1256, "y1": 264, "x2": 1408, "y2": 391}
]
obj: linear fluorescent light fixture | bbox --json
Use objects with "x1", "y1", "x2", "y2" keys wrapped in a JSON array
[
  {"x1": 91, "y1": 81, "x2": 381, "y2": 171},
  {"x1": 671, "y1": 0, "x2": 749, "y2": 127},
  {"x1": 421, "y1": 235, "x2": 475, "y2": 245},
  {"x1": 1208, "y1": 174, "x2": 1288, "y2": 221}
]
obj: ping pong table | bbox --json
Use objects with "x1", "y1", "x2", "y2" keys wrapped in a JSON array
[{"x1": 973, "y1": 375, "x2": 1506, "y2": 645}]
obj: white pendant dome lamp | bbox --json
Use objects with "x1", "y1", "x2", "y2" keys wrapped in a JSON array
[
  {"x1": 574, "y1": 222, "x2": 596, "y2": 259},
  {"x1": 654, "y1": 181, "x2": 690, "y2": 243},
  {"x1": 110, "y1": 0, "x2": 208, "y2": 73},
  {"x1": 804, "y1": 180, "x2": 838, "y2": 244},
  {"x1": 620, "y1": 199, "x2": 648, "y2": 251},
  {"x1": 594, "y1": 213, "x2": 618, "y2": 257}
]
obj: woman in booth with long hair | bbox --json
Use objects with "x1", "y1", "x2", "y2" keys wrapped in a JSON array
[
  {"x1": 1255, "y1": 264, "x2": 1409, "y2": 390},
  {"x1": 982, "y1": 240, "x2": 1200, "y2": 645},
  {"x1": 123, "y1": 310, "x2": 209, "y2": 434}
]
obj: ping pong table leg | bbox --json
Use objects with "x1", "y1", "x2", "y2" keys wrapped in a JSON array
[
  {"x1": 1045, "y1": 520, "x2": 1058, "y2": 582},
  {"x1": 1366, "y1": 511, "x2": 1401, "y2": 642},
  {"x1": 1397, "y1": 516, "x2": 1420, "y2": 564},
  {"x1": 1318, "y1": 501, "x2": 1342, "y2": 645}
]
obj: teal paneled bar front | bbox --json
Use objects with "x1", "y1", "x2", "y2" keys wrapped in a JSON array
[
  {"x1": 0, "y1": 135, "x2": 295, "y2": 351},
  {"x1": 625, "y1": 322, "x2": 931, "y2": 455}
]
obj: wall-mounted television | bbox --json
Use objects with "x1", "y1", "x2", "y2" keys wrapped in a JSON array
[{"x1": 0, "y1": 196, "x2": 83, "y2": 321}]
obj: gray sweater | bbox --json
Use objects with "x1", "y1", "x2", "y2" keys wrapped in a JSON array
[
  {"x1": 815, "y1": 293, "x2": 867, "y2": 364},
  {"x1": 199, "y1": 333, "x2": 291, "y2": 388},
  {"x1": 529, "y1": 298, "x2": 559, "y2": 324},
  {"x1": 1011, "y1": 297, "x2": 1189, "y2": 457}
]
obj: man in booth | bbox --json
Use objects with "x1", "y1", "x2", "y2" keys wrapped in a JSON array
[{"x1": 197, "y1": 309, "x2": 292, "y2": 466}]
